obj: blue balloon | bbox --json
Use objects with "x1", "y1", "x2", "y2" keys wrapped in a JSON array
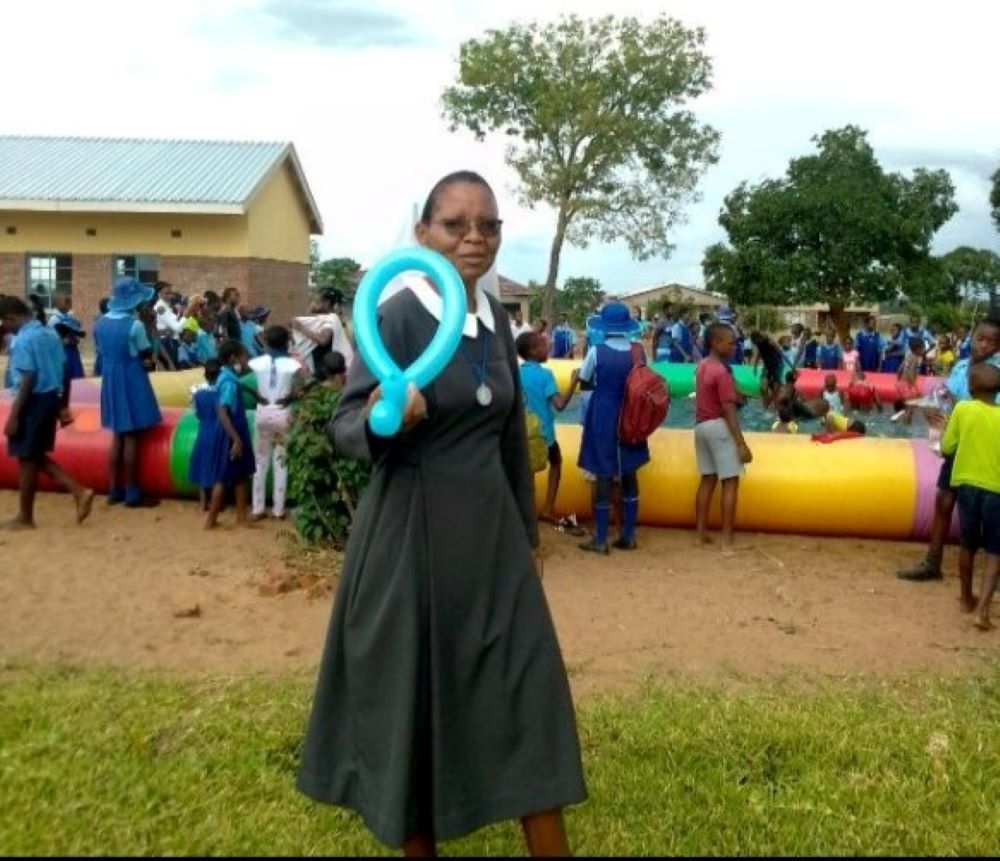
[{"x1": 353, "y1": 247, "x2": 468, "y2": 436}]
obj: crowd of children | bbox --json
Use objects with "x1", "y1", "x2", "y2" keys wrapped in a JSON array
[{"x1": 0, "y1": 276, "x2": 351, "y2": 530}]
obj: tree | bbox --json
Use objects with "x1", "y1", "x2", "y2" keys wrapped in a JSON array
[
  {"x1": 942, "y1": 246, "x2": 1000, "y2": 307},
  {"x1": 991, "y1": 168, "x2": 1000, "y2": 235},
  {"x1": 312, "y1": 256, "x2": 362, "y2": 301},
  {"x1": 442, "y1": 14, "x2": 720, "y2": 320},
  {"x1": 528, "y1": 276, "x2": 604, "y2": 328},
  {"x1": 702, "y1": 126, "x2": 957, "y2": 337}
]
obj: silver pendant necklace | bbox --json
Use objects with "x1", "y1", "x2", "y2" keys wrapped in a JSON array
[{"x1": 460, "y1": 326, "x2": 492, "y2": 407}]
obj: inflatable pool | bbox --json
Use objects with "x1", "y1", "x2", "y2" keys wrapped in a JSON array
[{"x1": 0, "y1": 401, "x2": 956, "y2": 542}]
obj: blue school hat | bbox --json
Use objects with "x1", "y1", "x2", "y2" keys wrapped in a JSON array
[
  {"x1": 109, "y1": 276, "x2": 155, "y2": 313},
  {"x1": 247, "y1": 305, "x2": 271, "y2": 322},
  {"x1": 716, "y1": 306, "x2": 737, "y2": 325},
  {"x1": 589, "y1": 302, "x2": 641, "y2": 338}
]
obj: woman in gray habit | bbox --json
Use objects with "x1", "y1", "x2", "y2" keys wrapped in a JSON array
[{"x1": 297, "y1": 171, "x2": 586, "y2": 857}]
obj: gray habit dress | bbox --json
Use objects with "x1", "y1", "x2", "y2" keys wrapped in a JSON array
[{"x1": 297, "y1": 288, "x2": 587, "y2": 848}]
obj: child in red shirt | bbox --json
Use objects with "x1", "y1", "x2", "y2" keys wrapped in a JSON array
[{"x1": 694, "y1": 324, "x2": 754, "y2": 554}]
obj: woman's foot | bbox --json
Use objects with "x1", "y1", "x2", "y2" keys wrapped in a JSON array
[
  {"x1": 75, "y1": 490, "x2": 95, "y2": 525},
  {"x1": 973, "y1": 615, "x2": 993, "y2": 631},
  {"x1": 960, "y1": 595, "x2": 978, "y2": 614},
  {"x1": 694, "y1": 533, "x2": 714, "y2": 548},
  {"x1": 579, "y1": 539, "x2": 610, "y2": 555},
  {"x1": 252, "y1": 512, "x2": 268, "y2": 522},
  {"x1": 613, "y1": 537, "x2": 637, "y2": 550}
]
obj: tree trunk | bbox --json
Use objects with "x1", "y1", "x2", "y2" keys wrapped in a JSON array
[
  {"x1": 828, "y1": 303, "x2": 849, "y2": 340},
  {"x1": 541, "y1": 207, "x2": 570, "y2": 323}
]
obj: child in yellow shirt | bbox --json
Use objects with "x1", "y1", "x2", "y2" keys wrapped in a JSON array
[{"x1": 941, "y1": 362, "x2": 1000, "y2": 629}]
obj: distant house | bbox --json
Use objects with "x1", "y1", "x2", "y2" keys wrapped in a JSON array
[
  {"x1": 0, "y1": 135, "x2": 323, "y2": 325},
  {"x1": 498, "y1": 274, "x2": 531, "y2": 320},
  {"x1": 618, "y1": 283, "x2": 728, "y2": 318},
  {"x1": 773, "y1": 303, "x2": 879, "y2": 332}
]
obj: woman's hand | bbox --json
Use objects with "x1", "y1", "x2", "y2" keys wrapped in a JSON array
[
  {"x1": 366, "y1": 383, "x2": 427, "y2": 433},
  {"x1": 230, "y1": 438, "x2": 244, "y2": 461}
]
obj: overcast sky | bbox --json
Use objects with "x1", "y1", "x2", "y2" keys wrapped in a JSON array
[{"x1": 2, "y1": 0, "x2": 998, "y2": 294}]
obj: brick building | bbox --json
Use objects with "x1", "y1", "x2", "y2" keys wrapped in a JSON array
[{"x1": 0, "y1": 135, "x2": 322, "y2": 325}]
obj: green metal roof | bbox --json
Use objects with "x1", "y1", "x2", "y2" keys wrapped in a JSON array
[{"x1": 0, "y1": 135, "x2": 323, "y2": 233}]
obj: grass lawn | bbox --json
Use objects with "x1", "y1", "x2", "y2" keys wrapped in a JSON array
[{"x1": 2, "y1": 663, "x2": 1000, "y2": 856}]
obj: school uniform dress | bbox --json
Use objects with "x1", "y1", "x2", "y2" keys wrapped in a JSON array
[
  {"x1": 47, "y1": 310, "x2": 86, "y2": 380},
  {"x1": 297, "y1": 284, "x2": 586, "y2": 849},
  {"x1": 578, "y1": 341, "x2": 651, "y2": 478},
  {"x1": 818, "y1": 343, "x2": 843, "y2": 371},
  {"x1": 6, "y1": 320, "x2": 66, "y2": 461},
  {"x1": 248, "y1": 353, "x2": 301, "y2": 517},
  {"x1": 187, "y1": 386, "x2": 221, "y2": 490},
  {"x1": 93, "y1": 313, "x2": 163, "y2": 434},
  {"x1": 856, "y1": 330, "x2": 884, "y2": 373},
  {"x1": 882, "y1": 333, "x2": 905, "y2": 374},
  {"x1": 207, "y1": 366, "x2": 255, "y2": 486}
]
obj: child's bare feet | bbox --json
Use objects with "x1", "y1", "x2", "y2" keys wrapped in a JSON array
[
  {"x1": 75, "y1": 490, "x2": 95, "y2": 525},
  {"x1": 720, "y1": 543, "x2": 753, "y2": 557},
  {"x1": 0, "y1": 517, "x2": 36, "y2": 531},
  {"x1": 973, "y1": 615, "x2": 993, "y2": 631},
  {"x1": 960, "y1": 595, "x2": 978, "y2": 614},
  {"x1": 694, "y1": 534, "x2": 714, "y2": 548}
]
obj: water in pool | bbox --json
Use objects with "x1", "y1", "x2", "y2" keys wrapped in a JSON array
[{"x1": 556, "y1": 395, "x2": 928, "y2": 439}]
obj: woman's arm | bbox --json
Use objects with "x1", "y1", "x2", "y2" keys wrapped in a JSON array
[{"x1": 496, "y1": 303, "x2": 539, "y2": 549}]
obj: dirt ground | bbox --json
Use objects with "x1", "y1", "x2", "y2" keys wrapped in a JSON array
[{"x1": 0, "y1": 490, "x2": 995, "y2": 697}]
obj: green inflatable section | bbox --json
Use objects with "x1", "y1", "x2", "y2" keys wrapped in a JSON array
[{"x1": 651, "y1": 361, "x2": 762, "y2": 397}]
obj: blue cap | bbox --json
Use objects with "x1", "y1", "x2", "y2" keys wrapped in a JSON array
[{"x1": 108, "y1": 276, "x2": 155, "y2": 313}]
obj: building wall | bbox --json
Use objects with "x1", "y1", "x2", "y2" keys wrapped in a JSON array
[
  {"x1": 0, "y1": 209, "x2": 249, "y2": 258},
  {"x1": 245, "y1": 163, "x2": 313, "y2": 264},
  {"x1": 0, "y1": 251, "x2": 309, "y2": 329}
]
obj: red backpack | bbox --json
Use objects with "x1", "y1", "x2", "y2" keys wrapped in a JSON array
[{"x1": 618, "y1": 343, "x2": 669, "y2": 445}]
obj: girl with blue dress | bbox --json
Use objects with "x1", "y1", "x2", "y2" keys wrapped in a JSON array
[
  {"x1": 882, "y1": 323, "x2": 906, "y2": 374},
  {"x1": 93, "y1": 277, "x2": 163, "y2": 507},
  {"x1": 187, "y1": 359, "x2": 222, "y2": 511},
  {"x1": 577, "y1": 302, "x2": 651, "y2": 553},
  {"x1": 204, "y1": 340, "x2": 255, "y2": 529}
]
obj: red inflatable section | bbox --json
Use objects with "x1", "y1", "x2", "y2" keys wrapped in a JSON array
[
  {"x1": 793, "y1": 369, "x2": 941, "y2": 402},
  {"x1": 0, "y1": 402, "x2": 180, "y2": 499}
]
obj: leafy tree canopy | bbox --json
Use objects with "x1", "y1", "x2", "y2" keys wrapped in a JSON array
[
  {"x1": 528, "y1": 276, "x2": 604, "y2": 328},
  {"x1": 312, "y1": 256, "x2": 362, "y2": 302},
  {"x1": 443, "y1": 14, "x2": 719, "y2": 318},
  {"x1": 991, "y1": 168, "x2": 1000, "y2": 234},
  {"x1": 702, "y1": 126, "x2": 957, "y2": 333},
  {"x1": 941, "y1": 246, "x2": 1000, "y2": 306}
]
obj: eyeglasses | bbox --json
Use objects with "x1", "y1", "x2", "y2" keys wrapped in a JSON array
[{"x1": 431, "y1": 217, "x2": 503, "y2": 238}]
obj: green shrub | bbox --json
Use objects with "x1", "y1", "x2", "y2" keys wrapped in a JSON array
[{"x1": 286, "y1": 386, "x2": 371, "y2": 547}]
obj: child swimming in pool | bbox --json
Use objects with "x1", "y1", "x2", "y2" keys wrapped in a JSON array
[
  {"x1": 847, "y1": 369, "x2": 881, "y2": 413},
  {"x1": 821, "y1": 374, "x2": 844, "y2": 414},
  {"x1": 771, "y1": 404, "x2": 798, "y2": 434},
  {"x1": 894, "y1": 338, "x2": 927, "y2": 425}
]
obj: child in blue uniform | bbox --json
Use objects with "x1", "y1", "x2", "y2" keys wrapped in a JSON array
[
  {"x1": 577, "y1": 303, "x2": 650, "y2": 553},
  {"x1": 0, "y1": 295, "x2": 94, "y2": 528},
  {"x1": 856, "y1": 316, "x2": 884, "y2": 373},
  {"x1": 882, "y1": 322, "x2": 905, "y2": 374},
  {"x1": 205, "y1": 340, "x2": 255, "y2": 530},
  {"x1": 517, "y1": 331, "x2": 576, "y2": 523},
  {"x1": 818, "y1": 331, "x2": 844, "y2": 370},
  {"x1": 188, "y1": 359, "x2": 222, "y2": 512},
  {"x1": 48, "y1": 289, "x2": 86, "y2": 380},
  {"x1": 93, "y1": 298, "x2": 110, "y2": 376},
  {"x1": 93, "y1": 277, "x2": 164, "y2": 508}
]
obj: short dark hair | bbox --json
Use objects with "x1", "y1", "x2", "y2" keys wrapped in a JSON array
[
  {"x1": 849, "y1": 420, "x2": 867, "y2": 435},
  {"x1": 977, "y1": 316, "x2": 1000, "y2": 333},
  {"x1": 516, "y1": 331, "x2": 538, "y2": 360},
  {"x1": 99, "y1": 298, "x2": 111, "y2": 315},
  {"x1": 218, "y1": 339, "x2": 247, "y2": 365},
  {"x1": 322, "y1": 350, "x2": 347, "y2": 377},
  {"x1": 203, "y1": 358, "x2": 222, "y2": 384},
  {"x1": 204, "y1": 290, "x2": 220, "y2": 304},
  {"x1": 419, "y1": 171, "x2": 494, "y2": 224},
  {"x1": 222, "y1": 288, "x2": 240, "y2": 302},
  {"x1": 706, "y1": 323, "x2": 732, "y2": 348},
  {"x1": 263, "y1": 325, "x2": 290, "y2": 353},
  {"x1": 0, "y1": 295, "x2": 30, "y2": 317},
  {"x1": 778, "y1": 404, "x2": 794, "y2": 423},
  {"x1": 969, "y1": 362, "x2": 1000, "y2": 395}
]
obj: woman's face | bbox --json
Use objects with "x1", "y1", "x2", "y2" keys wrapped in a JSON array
[{"x1": 415, "y1": 182, "x2": 501, "y2": 287}]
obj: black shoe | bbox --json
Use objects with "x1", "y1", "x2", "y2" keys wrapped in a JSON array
[
  {"x1": 579, "y1": 539, "x2": 610, "y2": 555},
  {"x1": 125, "y1": 497, "x2": 161, "y2": 509},
  {"x1": 613, "y1": 537, "x2": 638, "y2": 551},
  {"x1": 107, "y1": 493, "x2": 125, "y2": 507},
  {"x1": 897, "y1": 557, "x2": 943, "y2": 581}
]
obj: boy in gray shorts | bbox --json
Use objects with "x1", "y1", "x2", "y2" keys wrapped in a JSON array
[{"x1": 694, "y1": 324, "x2": 754, "y2": 554}]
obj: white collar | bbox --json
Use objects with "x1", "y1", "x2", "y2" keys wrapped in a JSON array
[{"x1": 396, "y1": 273, "x2": 494, "y2": 339}]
